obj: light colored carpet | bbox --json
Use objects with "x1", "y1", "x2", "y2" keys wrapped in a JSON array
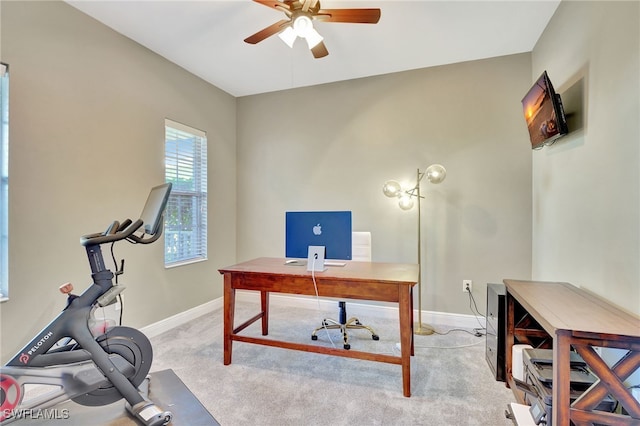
[{"x1": 149, "y1": 299, "x2": 515, "y2": 425}]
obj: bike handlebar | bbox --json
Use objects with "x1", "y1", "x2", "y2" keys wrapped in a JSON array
[
  {"x1": 80, "y1": 218, "x2": 145, "y2": 247},
  {"x1": 80, "y1": 215, "x2": 165, "y2": 247},
  {"x1": 80, "y1": 183, "x2": 170, "y2": 248},
  {"x1": 117, "y1": 219, "x2": 133, "y2": 232}
]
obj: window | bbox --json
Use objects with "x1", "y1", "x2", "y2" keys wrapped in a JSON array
[
  {"x1": 164, "y1": 119, "x2": 207, "y2": 266},
  {"x1": 1, "y1": 63, "x2": 8, "y2": 299}
]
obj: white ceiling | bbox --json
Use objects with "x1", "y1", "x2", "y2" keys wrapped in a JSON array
[{"x1": 66, "y1": 0, "x2": 561, "y2": 97}]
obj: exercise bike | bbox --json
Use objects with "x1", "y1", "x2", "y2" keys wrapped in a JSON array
[{"x1": 0, "y1": 183, "x2": 173, "y2": 425}]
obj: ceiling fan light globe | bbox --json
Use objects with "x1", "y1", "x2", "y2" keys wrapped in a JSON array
[
  {"x1": 278, "y1": 26, "x2": 297, "y2": 48},
  {"x1": 304, "y1": 28, "x2": 324, "y2": 49},
  {"x1": 293, "y1": 15, "x2": 313, "y2": 37}
]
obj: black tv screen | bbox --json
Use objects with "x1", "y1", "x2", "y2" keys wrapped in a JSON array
[{"x1": 521, "y1": 71, "x2": 568, "y2": 149}]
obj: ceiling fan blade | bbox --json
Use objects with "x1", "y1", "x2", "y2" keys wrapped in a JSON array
[
  {"x1": 252, "y1": 0, "x2": 291, "y2": 12},
  {"x1": 316, "y1": 8, "x2": 381, "y2": 24},
  {"x1": 244, "y1": 19, "x2": 291, "y2": 44},
  {"x1": 311, "y1": 41, "x2": 329, "y2": 59}
]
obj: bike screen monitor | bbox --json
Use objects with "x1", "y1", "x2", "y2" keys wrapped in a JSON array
[{"x1": 139, "y1": 183, "x2": 172, "y2": 235}]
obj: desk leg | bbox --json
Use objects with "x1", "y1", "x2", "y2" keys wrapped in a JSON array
[
  {"x1": 410, "y1": 286, "x2": 415, "y2": 357},
  {"x1": 261, "y1": 291, "x2": 269, "y2": 335},
  {"x1": 552, "y1": 330, "x2": 572, "y2": 426},
  {"x1": 505, "y1": 291, "x2": 515, "y2": 386},
  {"x1": 399, "y1": 286, "x2": 412, "y2": 397},
  {"x1": 223, "y1": 273, "x2": 235, "y2": 365}
]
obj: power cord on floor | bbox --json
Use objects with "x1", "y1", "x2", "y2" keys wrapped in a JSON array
[
  {"x1": 417, "y1": 339, "x2": 485, "y2": 350},
  {"x1": 310, "y1": 256, "x2": 337, "y2": 349},
  {"x1": 411, "y1": 287, "x2": 487, "y2": 342},
  {"x1": 433, "y1": 327, "x2": 485, "y2": 338},
  {"x1": 392, "y1": 338, "x2": 485, "y2": 352}
]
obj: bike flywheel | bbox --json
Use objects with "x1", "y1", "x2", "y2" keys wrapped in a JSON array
[{"x1": 71, "y1": 326, "x2": 153, "y2": 407}]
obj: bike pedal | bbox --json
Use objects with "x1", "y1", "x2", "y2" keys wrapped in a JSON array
[{"x1": 126, "y1": 400, "x2": 173, "y2": 426}]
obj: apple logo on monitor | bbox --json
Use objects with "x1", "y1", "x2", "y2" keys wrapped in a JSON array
[{"x1": 313, "y1": 223, "x2": 322, "y2": 236}]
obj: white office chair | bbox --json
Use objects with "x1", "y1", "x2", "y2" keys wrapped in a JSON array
[{"x1": 311, "y1": 232, "x2": 379, "y2": 349}]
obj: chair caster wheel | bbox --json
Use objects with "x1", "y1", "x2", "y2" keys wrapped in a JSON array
[
  {"x1": 311, "y1": 335, "x2": 318, "y2": 340},
  {"x1": 372, "y1": 335, "x2": 379, "y2": 341},
  {"x1": 343, "y1": 344, "x2": 351, "y2": 350}
]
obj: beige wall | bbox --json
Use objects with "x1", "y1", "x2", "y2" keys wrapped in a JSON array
[
  {"x1": 237, "y1": 53, "x2": 534, "y2": 316},
  {"x1": 5, "y1": 0, "x2": 634, "y2": 366},
  {"x1": 0, "y1": 1, "x2": 237, "y2": 361},
  {"x1": 531, "y1": 1, "x2": 640, "y2": 315}
]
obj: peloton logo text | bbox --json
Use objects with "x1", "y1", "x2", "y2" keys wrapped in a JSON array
[{"x1": 22, "y1": 331, "x2": 54, "y2": 362}]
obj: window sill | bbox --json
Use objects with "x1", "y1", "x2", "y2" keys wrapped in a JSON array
[{"x1": 165, "y1": 257, "x2": 207, "y2": 269}]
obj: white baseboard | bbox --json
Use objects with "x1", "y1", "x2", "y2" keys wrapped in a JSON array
[
  {"x1": 140, "y1": 299, "x2": 222, "y2": 338},
  {"x1": 141, "y1": 291, "x2": 484, "y2": 337},
  {"x1": 236, "y1": 291, "x2": 484, "y2": 331}
]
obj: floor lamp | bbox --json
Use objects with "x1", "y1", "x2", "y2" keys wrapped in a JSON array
[{"x1": 383, "y1": 164, "x2": 446, "y2": 335}]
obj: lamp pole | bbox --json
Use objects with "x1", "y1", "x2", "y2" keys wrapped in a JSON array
[
  {"x1": 415, "y1": 168, "x2": 435, "y2": 335},
  {"x1": 383, "y1": 164, "x2": 446, "y2": 336}
]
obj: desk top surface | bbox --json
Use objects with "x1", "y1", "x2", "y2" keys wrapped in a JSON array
[
  {"x1": 504, "y1": 279, "x2": 640, "y2": 339},
  {"x1": 219, "y1": 257, "x2": 419, "y2": 285}
]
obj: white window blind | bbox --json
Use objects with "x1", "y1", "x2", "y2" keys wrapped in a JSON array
[
  {"x1": 1, "y1": 63, "x2": 9, "y2": 299},
  {"x1": 164, "y1": 119, "x2": 207, "y2": 266}
]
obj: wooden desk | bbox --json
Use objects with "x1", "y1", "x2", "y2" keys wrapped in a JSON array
[
  {"x1": 504, "y1": 279, "x2": 640, "y2": 425},
  {"x1": 219, "y1": 257, "x2": 419, "y2": 397}
]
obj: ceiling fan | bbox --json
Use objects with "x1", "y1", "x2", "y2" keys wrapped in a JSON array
[{"x1": 244, "y1": 0, "x2": 381, "y2": 59}]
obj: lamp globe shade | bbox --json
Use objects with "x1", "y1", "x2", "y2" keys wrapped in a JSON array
[
  {"x1": 425, "y1": 164, "x2": 446, "y2": 184},
  {"x1": 383, "y1": 180, "x2": 402, "y2": 198}
]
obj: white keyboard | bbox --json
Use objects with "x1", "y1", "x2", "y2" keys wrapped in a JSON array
[{"x1": 324, "y1": 261, "x2": 346, "y2": 267}]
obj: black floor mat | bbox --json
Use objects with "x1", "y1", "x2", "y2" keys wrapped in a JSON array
[{"x1": 13, "y1": 369, "x2": 219, "y2": 426}]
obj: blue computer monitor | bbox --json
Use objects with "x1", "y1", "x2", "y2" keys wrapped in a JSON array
[{"x1": 285, "y1": 211, "x2": 352, "y2": 260}]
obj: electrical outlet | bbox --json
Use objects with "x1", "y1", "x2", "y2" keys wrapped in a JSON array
[{"x1": 463, "y1": 280, "x2": 472, "y2": 293}]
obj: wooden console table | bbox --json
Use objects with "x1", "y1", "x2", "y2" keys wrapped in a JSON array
[
  {"x1": 219, "y1": 257, "x2": 419, "y2": 397},
  {"x1": 504, "y1": 279, "x2": 640, "y2": 425}
]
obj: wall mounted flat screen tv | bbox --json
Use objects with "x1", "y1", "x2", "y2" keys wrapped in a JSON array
[
  {"x1": 285, "y1": 211, "x2": 352, "y2": 260},
  {"x1": 521, "y1": 71, "x2": 568, "y2": 149}
]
